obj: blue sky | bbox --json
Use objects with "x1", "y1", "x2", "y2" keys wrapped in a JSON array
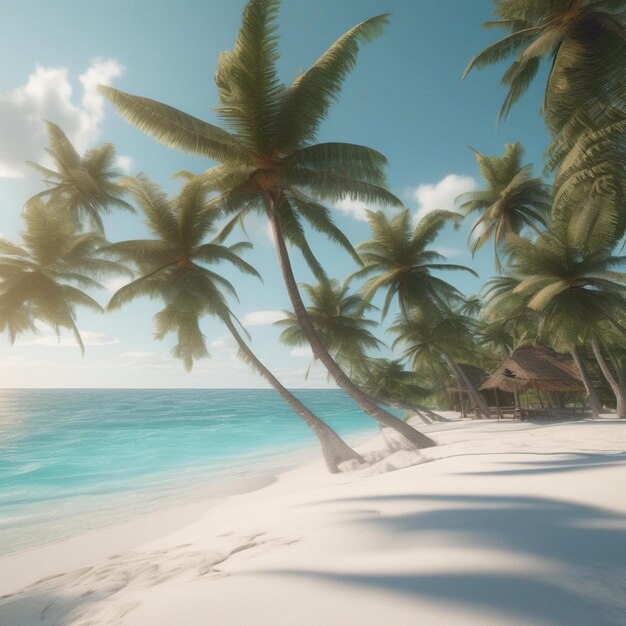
[{"x1": 0, "y1": 0, "x2": 550, "y2": 388}]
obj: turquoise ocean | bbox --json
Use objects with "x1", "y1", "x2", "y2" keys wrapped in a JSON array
[{"x1": 0, "y1": 389, "x2": 380, "y2": 556}]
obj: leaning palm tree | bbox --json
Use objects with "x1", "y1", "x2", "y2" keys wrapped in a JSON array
[
  {"x1": 458, "y1": 143, "x2": 550, "y2": 271},
  {"x1": 355, "y1": 209, "x2": 476, "y2": 320},
  {"x1": 0, "y1": 198, "x2": 127, "y2": 352},
  {"x1": 105, "y1": 174, "x2": 364, "y2": 472},
  {"x1": 100, "y1": 0, "x2": 435, "y2": 449},
  {"x1": 26, "y1": 121, "x2": 134, "y2": 233},
  {"x1": 463, "y1": 0, "x2": 626, "y2": 130},
  {"x1": 275, "y1": 279, "x2": 384, "y2": 377},
  {"x1": 498, "y1": 226, "x2": 626, "y2": 418}
]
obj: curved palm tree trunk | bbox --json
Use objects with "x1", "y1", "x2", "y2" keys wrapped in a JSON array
[
  {"x1": 571, "y1": 344, "x2": 602, "y2": 419},
  {"x1": 222, "y1": 316, "x2": 365, "y2": 472},
  {"x1": 440, "y1": 350, "x2": 490, "y2": 418},
  {"x1": 265, "y1": 196, "x2": 436, "y2": 450},
  {"x1": 591, "y1": 337, "x2": 625, "y2": 418}
]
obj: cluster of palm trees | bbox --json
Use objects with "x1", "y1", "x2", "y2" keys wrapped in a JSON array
[{"x1": 1, "y1": 0, "x2": 624, "y2": 473}]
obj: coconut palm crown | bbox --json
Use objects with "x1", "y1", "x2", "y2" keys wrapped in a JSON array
[
  {"x1": 355, "y1": 209, "x2": 477, "y2": 320},
  {"x1": 27, "y1": 121, "x2": 134, "y2": 233},
  {"x1": 0, "y1": 198, "x2": 128, "y2": 353},
  {"x1": 458, "y1": 142, "x2": 550, "y2": 271},
  {"x1": 275, "y1": 278, "x2": 383, "y2": 373},
  {"x1": 463, "y1": 0, "x2": 626, "y2": 129},
  {"x1": 105, "y1": 174, "x2": 261, "y2": 371}
]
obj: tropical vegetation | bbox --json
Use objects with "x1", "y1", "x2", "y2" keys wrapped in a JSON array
[{"x1": 1, "y1": 0, "x2": 625, "y2": 480}]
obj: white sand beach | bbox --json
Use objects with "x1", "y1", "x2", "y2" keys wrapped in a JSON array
[{"x1": 1, "y1": 416, "x2": 625, "y2": 626}]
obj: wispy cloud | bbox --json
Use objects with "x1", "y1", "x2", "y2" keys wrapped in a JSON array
[
  {"x1": 0, "y1": 58, "x2": 123, "y2": 179},
  {"x1": 242, "y1": 310, "x2": 285, "y2": 326},
  {"x1": 116, "y1": 155, "x2": 134, "y2": 174},
  {"x1": 103, "y1": 277, "x2": 132, "y2": 293},
  {"x1": 290, "y1": 346, "x2": 313, "y2": 358},
  {"x1": 16, "y1": 330, "x2": 119, "y2": 347},
  {"x1": 408, "y1": 174, "x2": 475, "y2": 221}
]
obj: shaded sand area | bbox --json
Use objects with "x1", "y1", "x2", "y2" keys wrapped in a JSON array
[{"x1": 1, "y1": 418, "x2": 625, "y2": 625}]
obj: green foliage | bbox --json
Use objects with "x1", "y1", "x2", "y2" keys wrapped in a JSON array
[
  {"x1": 27, "y1": 122, "x2": 133, "y2": 233},
  {"x1": 105, "y1": 175, "x2": 260, "y2": 370},
  {"x1": 458, "y1": 142, "x2": 550, "y2": 270},
  {"x1": 355, "y1": 209, "x2": 475, "y2": 320},
  {"x1": 275, "y1": 278, "x2": 383, "y2": 373},
  {"x1": 0, "y1": 199, "x2": 127, "y2": 353},
  {"x1": 465, "y1": 0, "x2": 626, "y2": 128},
  {"x1": 488, "y1": 225, "x2": 626, "y2": 350},
  {"x1": 100, "y1": 0, "x2": 397, "y2": 281}
]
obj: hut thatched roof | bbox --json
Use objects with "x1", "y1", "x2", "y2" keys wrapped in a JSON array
[{"x1": 480, "y1": 346, "x2": 583, "y2": 393}]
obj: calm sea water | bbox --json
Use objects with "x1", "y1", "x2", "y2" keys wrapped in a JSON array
[{"x1": 0, "y1": 389, "x2": 380, "y2": 556}]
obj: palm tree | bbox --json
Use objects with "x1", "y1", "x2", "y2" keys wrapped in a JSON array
[
  {"x1": 458, "y1": 143, "x2": 550, "y2": 271},
  {"x1": 0, "y1": 198, "x2": 127, "y2": 352},
  {"x1": 105, "y1": 174, "x2": 364, "y2": 473},
  {"x1": 463, "y1": 0, "x2": 626, "y2": 130},
  {"x1": 351, "y1": 357, "x2": 446, "y2": 423},
  {"x1": 26, "y1": 121, "x2": 134, "y2": 233},
  {"x1": 545, "y1": 105, "x2": 626, "y2": 253},
  {"x1": 498, "y1": 226, "x2": 626, "y2": 418},
  {"x1": 590, "y1": 324, "x2": 626, "y2": 418},
  {"x1": 275, "y1": 278, "x2": 383, "y2": 376},
  {"x1": 464, "y1": 2, "x2": 626, "y2": 253},
  {"x1": 355, "y1": 209, "x2": 476, "y2": 320},
  {"x1": 99, "y1": 0, "x2": 435, "y2": 449},
  {"x1": 390, "y1": 309, "x2": 491, "y2": 418}
]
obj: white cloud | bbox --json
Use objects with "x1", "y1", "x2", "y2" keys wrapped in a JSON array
[
  {"x1": 0, "y1": 58, "x2": 123, "y2": 179},
  {"x1": 409, "y1": 174, "x2": 475, "y2": 221},
  {"x1": 103, "y1": 277, "x2": 131, "y2": 293},
  {"x1": 116, "y1": 155, "x2": 134, "y2": 174},
  {"x1": 334, "y1": 197, "x2": 371, "y2": 222},
  {"x1": 242, "y1": 310, "x2": 285, "y2": 326},
  {"x1": 290, "y1": 346, "x2": 313, "y2": 358},
  {"x1": 16, "y1": 330, "x2": 119, "y2": 347}
]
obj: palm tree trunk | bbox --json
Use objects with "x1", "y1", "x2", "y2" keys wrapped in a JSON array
[
  {"x1": 264, "y1": 195, "x2": 436, "y2": 450},
  {"x1": 440, "y1": 350, "x2": 490, "y2": 418},
  {"x1": 570, "y1": 344, "x2": 602, "y2": 419},
  {"x1": 222, "y1": 316, "x2": 365, "y2": 472},
  {"x1": 591, "y1": 337, "x2": 625, "y2": 418}
]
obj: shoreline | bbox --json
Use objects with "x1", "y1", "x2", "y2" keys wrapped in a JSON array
[{"x1": 2, "y1": 416, "x2": 625, "y2": 625}]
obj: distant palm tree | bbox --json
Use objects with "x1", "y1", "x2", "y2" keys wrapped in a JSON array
[
  {"x1": 463, "y1": 0, "x2": 626, "y2": 130},
  {"x1": 0, "y1": 198, "x2": 126, "y2": 352},
  {"x1": 498, "y1": 226, "x2": 626, "y2": 417},
  {"x1": 355, "y1": 209, "x2": 476, "y2": 320},
  {"x1": 105, "y1": 174, "x2": 364, "y2": 472},
  {"x1": 458, "y1": 143, "x2": 550, "y2": 271},
  {"x1": 390, "y1": 310, "x2": 491, "y2": 418},
  {"x1": 27, "y1": 121, "x2": 134, "y2": 233},
  {"x1": 275, "y1": 279, "x2": 383, "y2": 376},
  {"x1": 100, "y1": 0, "x2": 435, "y2": 449},
  {"x1": 352, "y1": 357, "x2": 443, "y2": 423}
]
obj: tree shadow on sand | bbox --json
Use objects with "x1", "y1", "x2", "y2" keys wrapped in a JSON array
[{"x1": 274, "y1": 491, "x2": 626, "y2": 625}]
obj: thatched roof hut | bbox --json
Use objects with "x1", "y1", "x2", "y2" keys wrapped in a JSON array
[{"x1": 480, "y1": 346, "x2": 583, "y2": 394}]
